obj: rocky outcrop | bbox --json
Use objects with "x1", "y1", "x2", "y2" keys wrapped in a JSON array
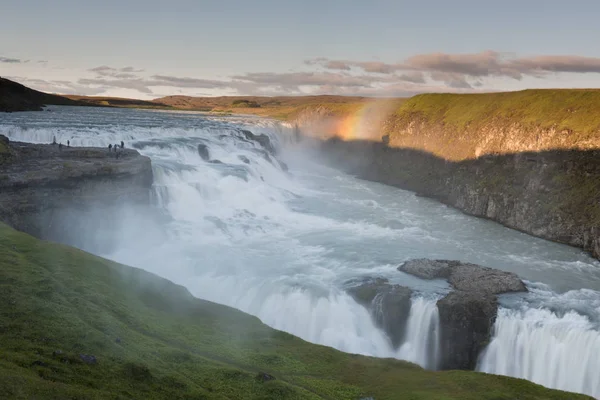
[
  {"x1": 399, "y1": 259, "x2": 527, "y2": 370},
  {"x1": 399, "y1": 259, "x2": 527, "y2": 294},
  {"x1": 0, "y1": 135, "x2": 153, "y2": 246},
  {"x1": 197, "y1": 144, "x2": 210, "y2": 161},
  {"x1": 346, "y1": 278, "x2": 413, "y2": 348},
  {"x1": 319, "y1": 139, "x2": 600, "y2": 260},
  {"x1": 240, "y1": 129, "x2": 276, "y2": 155}
]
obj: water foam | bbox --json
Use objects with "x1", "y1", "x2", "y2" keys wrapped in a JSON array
[{"x1": 478, "y1": 307, "x2": 600, "y2": 398}]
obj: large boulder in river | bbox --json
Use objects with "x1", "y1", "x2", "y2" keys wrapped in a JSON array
[
  {"x1": 347, "y1": 278, "x2": 413, "y2": 348},
  {"x1": 398, "y1": 259, "x2": 527, "y2": 370}
]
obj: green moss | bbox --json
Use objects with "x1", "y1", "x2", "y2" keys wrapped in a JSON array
[{"x1": 0, "y1": 223, "x2": 591, "y2": 399}]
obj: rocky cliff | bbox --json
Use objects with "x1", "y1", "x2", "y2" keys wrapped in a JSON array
[
  {"x1": 318, "y1": 139, "x2": 600, "y2": 260},
  {"x1": 0, "y1": 135, "x2": 153, "y2": 248}
]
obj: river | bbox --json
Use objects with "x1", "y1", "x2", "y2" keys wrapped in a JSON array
[{"x1": 2, "y1": 106, "x2": 599, "y2": 398}]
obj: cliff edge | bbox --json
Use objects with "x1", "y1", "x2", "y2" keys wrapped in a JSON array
[{"x1": 0, "y1": 135, "x2": 153, "y2": 244}]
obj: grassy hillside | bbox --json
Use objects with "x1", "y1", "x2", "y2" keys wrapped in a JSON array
[
  {"x1": 0, "y1": 222, "x2": 588, "y2": 400},
  {"x1": 0, "y1": 77, "x2": 84, "y2": 112},
  {"x1": 393, "y1": 89, "x2": 600, "y2": 137},
  {"x1": 153, "y1": 95, "x2": 372, "y2": 120},
  {"x1": 65, "y1": 95, "x2": 173, "y2": 110}
]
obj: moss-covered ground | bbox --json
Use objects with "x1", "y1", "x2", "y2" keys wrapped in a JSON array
[{"x1": 0, "y1": 223, "x2": 591, "y2": 399}]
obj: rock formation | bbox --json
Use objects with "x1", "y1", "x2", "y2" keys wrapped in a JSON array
[
  {"x1": 346, "y1": 278, "x2": 413, "y2": 348},
  {"x1": 197, "y1": 143, "x2": 210, "y2": 161},
  {"x1": 399, "y1": 259, "x2": 527, "y2": 370},
  {"x1": 240, "y1": 129, "x2": 276, "y2": 155}
]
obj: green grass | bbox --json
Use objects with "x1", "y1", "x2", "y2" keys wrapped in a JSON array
[
  {"x1": 0, "y1": 222, "x2": 591, "y2": 399},
  {"x1": 394, "y1": 89, "x2": 600, "y2": 137}
]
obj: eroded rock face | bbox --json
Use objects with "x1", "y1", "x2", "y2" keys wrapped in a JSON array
[
  {"x1": 347, "y1": 278, "x2": 412, "y2": 348},
  {"x1": 398, "y1": 259, "x2": 527, "y2": 370}
]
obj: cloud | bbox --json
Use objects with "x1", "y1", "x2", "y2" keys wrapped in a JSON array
[
  {"x1": 311, "y1": 51, "x2": 600, "y2": 84},
  {"x1": 307, "y1": 58, "x2": 403, "y2": 74},
  {"x1": 510, "y1": 55, "x2": 600, "y2": 74},
  {"x1": 121, "y1": 66, "x2": 144, "y2": 73},
  {"x1": 0, "y1": 56, "x2": 22, "y2": 63},
  {"x1": 79, "y1": 78, "x2": 155, "y2": 94},
  {"x1": 150, "y1": 75, "x2": 229, "y2": 88},
  {"x1": 430, "y1": 72, "x2": 473, "y2": 89},
  {"x1": 89, "y1": 65, "x2": 144, "y2": 79},
  {"x1": 79, "y1": 74, "x2": 235, "y2": 95},
  {"x1": 398, "y1": 71, "x2": 426, "y2": 84},
  {"x1": 7, "y1": 76, "x2": 107, "y2": 96},
  {"x1": 232, "y1": 71, "x2": 394, "y2": 93}
]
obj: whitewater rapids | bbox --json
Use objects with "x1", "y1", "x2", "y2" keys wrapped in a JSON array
[{"x1": 2, "y1": 106, "x2": 600, "y2": 398}]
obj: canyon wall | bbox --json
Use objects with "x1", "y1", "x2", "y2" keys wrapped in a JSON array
[
  {"x1": 291, "y1": 91, "x2": 600, "y2": 260},
  {"x1": 318, "y1": 138, "x2": 600, "y2": 259}
]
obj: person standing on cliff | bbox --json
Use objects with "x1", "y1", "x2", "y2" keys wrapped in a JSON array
[
  {"x1": 67, "y1": 140, "x2": 70, "y2": 147},
  {"x1": 121, "y1": 140, "x2": 124, "y2": 149}
]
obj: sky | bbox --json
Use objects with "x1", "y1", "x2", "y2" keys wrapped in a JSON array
[{"x1": 3, "y1": 0, "x2": 600, "y2": 99}]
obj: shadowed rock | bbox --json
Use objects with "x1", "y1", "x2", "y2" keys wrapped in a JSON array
[
  {"x1": 437, "y1": 291, "x2": 497, "y2": 370},
  {"x1": 197, "y1": 144, "x2": 210, "y2": 161},
  {"x1": 241, "y1": 129, "x2": 276, "y2": 155},
  {"x1": 347, "y1": 278, "x2": 412, "y2": 348}
]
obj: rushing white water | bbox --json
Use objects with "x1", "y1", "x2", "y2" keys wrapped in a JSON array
[
  {"x1": 397, "y1": 297, "x2": 440, "y2": 370},
  {"x1": 2, "y1": 106, "x2": 600, "y2": 396},
  {"x1": 478, "y1": 307, "x2": 600, "y2": 398}
]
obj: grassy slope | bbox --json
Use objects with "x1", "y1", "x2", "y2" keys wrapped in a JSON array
[
  {"x1": 0, "y1": 223, "x2": 589, "y2": 400},
  {"x1": 0, "y1": 78, "x2": 84, "y2": 112},
  {"x1": 65, "y1": 95, "x2": 173, "y2": 110},
  {"x1": 392, "y1": 89, "x2": 600, "y2": 139}
]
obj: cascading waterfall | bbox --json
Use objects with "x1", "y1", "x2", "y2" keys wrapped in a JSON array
[
  {"x1": 3, "y1": 106, "x2": 600, "y2": 398},
  {"x1": 478, "y1": 308, "x2": 600, "y2": 399},
  {"x1": 397, "y1": 297, "x2": 440, "y2": 370}
]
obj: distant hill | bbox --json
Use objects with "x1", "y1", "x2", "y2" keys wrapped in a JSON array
[
  {"x1": 0, "y1": 77, "x2": 83, "y2": 112},
  {"x1": 153, "y1": 94, "x2": 373, "y2": 119},
  {"x1": 65, "y1": 95, "x2": 172, "y2": 109}
]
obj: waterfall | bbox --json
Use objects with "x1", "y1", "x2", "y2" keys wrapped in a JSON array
[
  {"x1": 478, "y1": 307, "x2": 600, "y2": 398},
  {"x1": 397, "y1": 297, "x2": 441, "y2": 369}
]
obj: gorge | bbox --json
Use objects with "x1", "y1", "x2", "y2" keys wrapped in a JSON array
[{"x1": 1, "y1": 103, "x2": 599, "y2": 398}]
